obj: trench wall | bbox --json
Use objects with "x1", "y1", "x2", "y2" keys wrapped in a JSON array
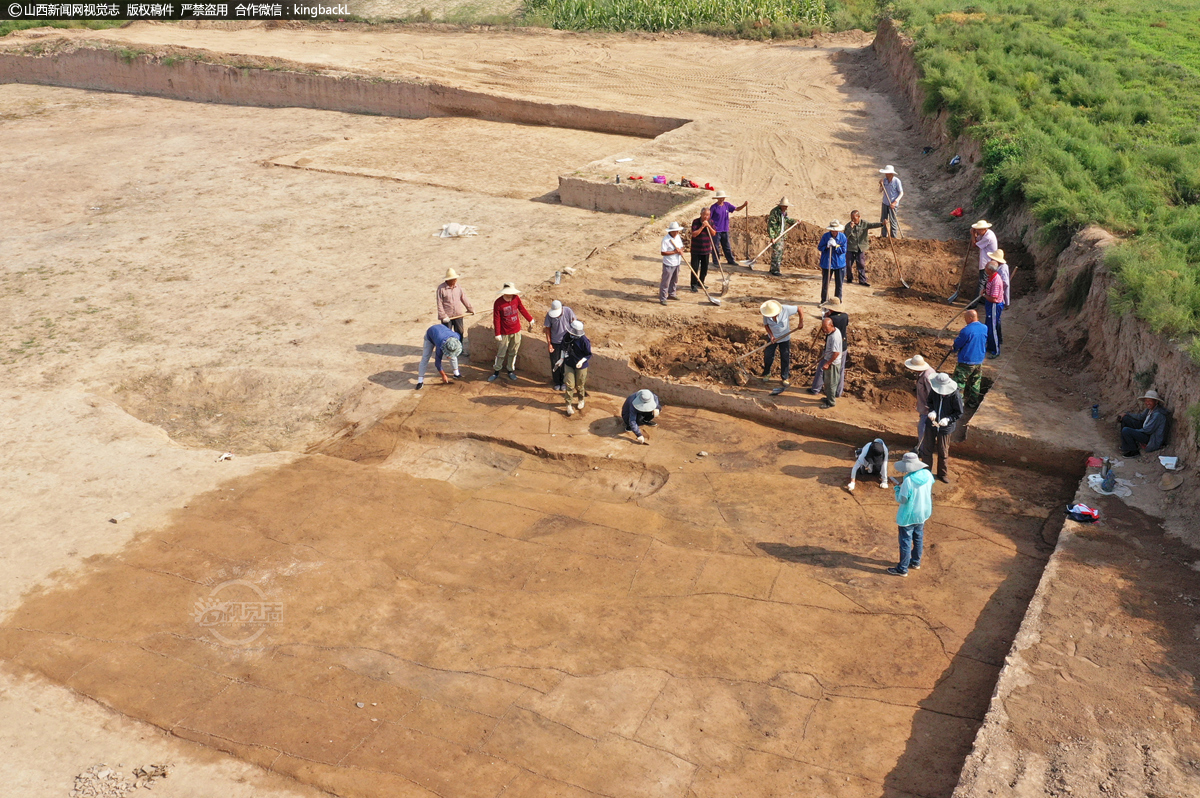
[
  {"x1": 874, "y1": 19, "x2": 1197, "y2": 457},
  {"x1": 466, "y1": 328, "x2": 1088, "y2": 476},
  {"x1": 0, "y1": 46, "x2": 689, "y2": 139},
  {"x1": 558, "y1": 174, "x2": 710, "y2": 218}
]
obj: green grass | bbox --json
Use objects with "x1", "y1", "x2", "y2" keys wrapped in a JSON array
[
  {"x1": 0, "y1": 20, "x2": 126, "y2": 37},
  {"x1": 882, "y1": 1, "x2": 1200, "y2": 350},
  {"x1": 521, "y1": 0, "x2": 830, "y2": 35}
]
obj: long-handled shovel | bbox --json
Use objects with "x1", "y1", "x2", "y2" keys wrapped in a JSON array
[
  {"x1": 683, "y1": 258, "x2": 722, "y2": 307},
  {"x1": 707, "y1": 229, "x2": 731, "y2": 296},
  {"x1": 733, "y1": 327, "x2": 797, "y2": 393},
  {"x1": 947, "y1": 235, "x2": 973, "y2": 304},
  {"x1": 740, "y1": 220, "x2": 798, "y2": 269}
]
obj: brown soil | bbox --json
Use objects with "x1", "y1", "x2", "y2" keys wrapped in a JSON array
[{"x1": 0, "y1": 384, "x2": 1077, "y2": 798}]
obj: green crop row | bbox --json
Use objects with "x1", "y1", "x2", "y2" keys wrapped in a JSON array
[
  {"x1": 521, "y1": 0, "x2": 831, "y2": 35},
  {"x1": 881, "y1": 0, "x2": 1200, "y2": 356}
]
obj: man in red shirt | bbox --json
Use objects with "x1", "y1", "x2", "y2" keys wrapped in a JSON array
[{"x1": 490, "y1": 282, "x2": 534, "y2": 382}]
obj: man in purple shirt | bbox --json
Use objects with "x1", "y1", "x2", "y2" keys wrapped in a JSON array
[{"x1": 709, "y1": 190, "x2": 748, "y2": 267}]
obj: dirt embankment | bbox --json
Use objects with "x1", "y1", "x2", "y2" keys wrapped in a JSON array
[{"x1": 725, "y1": 215, "x2": 969, "y2": 296}]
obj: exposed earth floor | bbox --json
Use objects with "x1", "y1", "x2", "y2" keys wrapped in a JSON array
[{"x1": 1, "y1": 21, "x2": 1198, "y2": 798}]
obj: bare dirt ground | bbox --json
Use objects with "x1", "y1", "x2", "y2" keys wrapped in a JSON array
[
  {"x1": 1, "y1": 21, "x2": 1197, "y2": 798},
  {"x1": 0, "y1": 384, "x2": 1076, "y2": 798}
]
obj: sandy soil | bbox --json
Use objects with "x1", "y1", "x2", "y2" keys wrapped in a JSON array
[
  {"x1": 1, "y1": 21, "x2": 1197, "y2": 798},
  {"x1": 0, "y1": 383, "x2": 1075, "y2": 798}
]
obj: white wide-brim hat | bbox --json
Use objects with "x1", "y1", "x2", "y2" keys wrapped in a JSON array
[
  {"x1": 931, "y1": 372, "x2": 958, "y2": 396},
  {"x1": 904, "y1": 354, "x2": 929, "y2": 371},
  {"x1": 894, "y1": 452, "x2": 929, "y2": 474},
  {"x1": 987, "y1": 249, "x2": 1007, "y2": 265},
  {"x1": 570, "y1": 319, "x2": 584, "y2": 333},
  {"x1": 778, "y1": 196, "x2": 791, "y2": 206},
  {"x1": 1140, "y1": 389, "x2": 1162, "y2": 403},
  {"x1": 445, "y1": 268, "x2": 459, "y2": 280},
  {"x1": 548, "y1": 300, "x2": 564, "y2": 318},
  {"x1": 970, "y1": 220, "x2": 992, "y2": 230},
  {"x1": 879, "y1": 165, "x2": 897, "y2": 175},
  {"x1": 827, "y1": 220, "x2": 844, "y2": 232},
  {"x1": 497, "y1": 282, "x2": 521, "y2": 296},
  {"x1": 714, "y1": 190, "x2": 728, "y2": 199},
  {"x1": 632, "y1": 389, "x2": 657, "y2": 412},
  {"x1": 666, "y1": 221, "x2": 683, "y2": 232},
  {"x1": 760, "y1": 300, "x2": 782, "y2": 318}
]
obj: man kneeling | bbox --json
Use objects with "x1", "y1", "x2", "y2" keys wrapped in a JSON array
[
  {"x1": 1116, "y1": 390, "x2": 1168, "y2": 457},
  {"x1": 848, "y1": 438, "x2": 889, "y2": 491}
]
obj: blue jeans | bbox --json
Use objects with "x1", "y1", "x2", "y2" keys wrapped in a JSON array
[{"x1": 897, "y1": 523, "x2": 925, "y2": 574}]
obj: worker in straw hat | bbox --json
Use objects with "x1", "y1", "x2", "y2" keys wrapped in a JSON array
[
  {"x1": 710, "y1": 190, "x2": 747, "y2": 267},
  {"x1": 1117, "y1": 389, "x2": 1169, "y2": 457},
  {"x1": 766, "y1": 197, "x2": 796, "y2": 276},
  {"x1": 659, "y1": 221, "x2": 685, "y2": 305},
  {"x1": 817, "y1": 219, "x2": 848, "y2": 305},
  {"x1": 917, "y1": 372, "x2": 963, "y2": 484},
  {"x1": 903, "y1": 353, "x2": 937, "y2": 442},
  {"x1": 759, "y1": 299, "x2": 803, "y2": 389},
  {"x1": 887, "y1": 452, "x2": 934, "y2": 576},
  {"x1": 489, "y1": 282, "x2": 533, "y2": 383},
  {"x1": 970, "y1": 220, "x2": 998, "y2": 297},
  {"x1": 415, "y1": 322, "x2": 463, "y2": 390},
  {"x1": 559, "y1": 319, "x2": 592, "y2": 416},
  {"x1": 436, "y1": 268, "x2": 474, "y2": 356},
  {"x1": 622, "y1": 389, "x2": 661, "y2": 445},
  {"x1": 878, "y1": 165, "x2": 903, "y2": 237},
  {"x1": 543, "y1": 299, "x2": 577, "y2": 391},
  {"x1": 982, "y1": 255, "x2": 1006, "y2": 359}
]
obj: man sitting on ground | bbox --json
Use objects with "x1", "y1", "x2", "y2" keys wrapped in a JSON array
[
  {"x1": 1117, "y1": 390, "x2": 1168, "y2": 457},
  {"x1": 622, "y1": 389, "x2": 661, "y2": 445},
  {"x1": 848, "y1": 438, "x2": 889, "y2": 491}
]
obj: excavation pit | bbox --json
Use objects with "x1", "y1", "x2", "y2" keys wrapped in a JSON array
[{"x1": 0, "y1": 384, "x2": 1077, "y2": 798}]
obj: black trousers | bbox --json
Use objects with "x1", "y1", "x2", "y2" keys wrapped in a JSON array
[
  {"x1": 549, "y1": 341, "x2": 566, "y2": 387},
  {"x1": 690, "y1": 249, "x2": 712, "y2": 289},
  {"x1": 1119, "y1": 419, "x2": 1151, "y2": 454},
  {"x1": 716, "y1": 231, "x2": 737, "y2": 265},
  {"x1": 820, "y1": 268, "x2": 844, "y2": 303},
  {"x1": 762, "y1": 339, "x2": 792, "y2": 381}
]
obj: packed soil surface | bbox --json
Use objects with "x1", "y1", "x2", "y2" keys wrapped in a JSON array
[{"x1": 0, "y1": 384, "x2": 1076, "y2": 798}]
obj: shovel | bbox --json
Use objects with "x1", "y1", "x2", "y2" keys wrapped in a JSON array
[
  {"x1": 935, "y1": 292, "x2": 983, "y2": 340},
  {"x1": 707, "y1": 229, "x2": 731, "y2": 296},
  {"x1": 684, "y1": 258, "x2": 722, "y2": 307},
  {"x1": 441, "y1": 311, "x2": 475, "y2": 322},
  {"x1": 740, "y1": 220, "x2": 798, "y2": 269},
  {"x1": 947, "y1": 235, "x2": 974, "y2": 304}
]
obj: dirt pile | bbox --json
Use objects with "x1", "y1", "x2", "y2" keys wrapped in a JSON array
[{"x1": 729, "y1": 215, "x2": 969, "y2": 295}]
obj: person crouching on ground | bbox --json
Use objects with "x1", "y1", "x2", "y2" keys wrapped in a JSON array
[
  {"x1": 622, "y1": 389, "x2": 660, "y2": 445},
  {"x1": 561, "y1": 319, "x2": 592, "y2": 417},
  {"x1": 759, "y1": 299, "x2": 802, "y2": 388},
  {"x1": 904, "y1": 353, "x2": 937, "y2": 441},
  {"x1": 1117, "y1": 390, "x2": 1168, "y2": 457},
  {"x1": 817, "y1": 316, "x2": 843, "y2": 409},
  {"x1": 888, "y1": 452, "x2": 933, "y2": 577},
  {"x1": 490, "y1": 282, "x2": 533, "y2": 382},
  {"x1": 544, "y1": 299, "x2": 577, "y2": 391},
  {"x1": 848, "y1": 437, "x2": 889, "y2": 491},
  {"x1": 817, "y1": 219, "x2": 848, "y2": 305},
  {"x1": 844, "y1": 210, "x2": 882, "y2": 286},
  {"x1": 416, "y1": 323, "x2": 463, "y2": 390},
  {"x1": 918, "y1": 372, "x2": 963, "y2": 484}
]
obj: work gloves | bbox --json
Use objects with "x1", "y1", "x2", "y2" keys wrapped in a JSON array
[{"x1": 576, "y1": 359, "x2": 587, "y2": 368}]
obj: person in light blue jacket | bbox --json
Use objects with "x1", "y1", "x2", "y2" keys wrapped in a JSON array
[
  {"x1": 887, "y1": 452, "x2": 934, "y2": 577},
  {"x1": 817, "y1": 219, "x2": 848, "y2": 305}
]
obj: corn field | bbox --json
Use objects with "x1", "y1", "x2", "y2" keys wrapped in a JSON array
[{"x1": 522, "y1": 0, "x2": 831, "y2": 32}]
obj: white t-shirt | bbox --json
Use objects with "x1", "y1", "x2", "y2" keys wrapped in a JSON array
[
  {"x1": 975, "y1": 230, "x2": 998, "y2": 270},
  {"x1": 661, "y1": 234, "x2": 683, "y2": 268},
  {"x1": 823, "y1": 328, "x2": 843, "y2": 359}
]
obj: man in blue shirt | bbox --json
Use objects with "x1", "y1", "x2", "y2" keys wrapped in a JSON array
[
  {"x1": 416, "y1": 324, "x2": 463, "y2": 390},
  {"x1": 817, "y1": 220, "x2": 847, "y2": 305},
  {"x1": 951, "y1": 310, "x2": 988, "y2": 410},
  {"x1": 622, "y1": 389, "x2": 660, "y2": 445},
  {"x1": 887, "y1": 452, "x2": 934, "y2": 576},
  {"x1": 759, "y1": 300, "x2": 803, "y2": 389}
]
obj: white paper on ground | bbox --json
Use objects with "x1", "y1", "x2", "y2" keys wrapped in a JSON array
[{"x1": 1159, "y1": 456, "x2": 1179, "y2": 470}]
